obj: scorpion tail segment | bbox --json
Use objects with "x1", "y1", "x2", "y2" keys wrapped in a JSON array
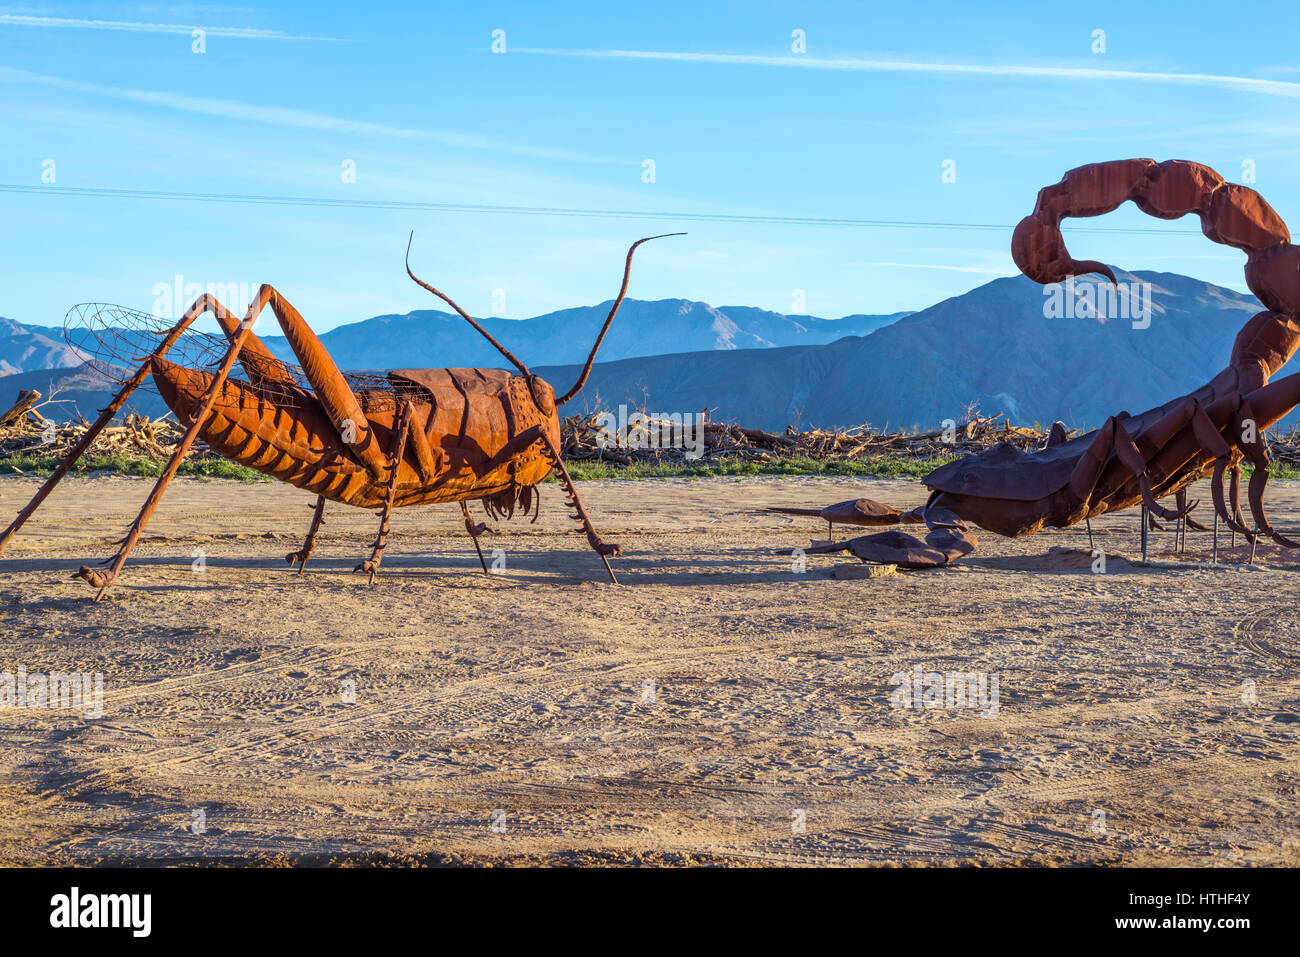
[
  {"x1": 1016, "y1": 159, "x2": 1293, "y2": 299},
  {"x1": 555, "y1": 232, "x2": 686, "y2": 406},
  {"x1": 1012, "y1": 159, "x2": 1162, "y2": 285},
  {"x1": 405, "y1": 233, "x2": 532, "y2": 378}
]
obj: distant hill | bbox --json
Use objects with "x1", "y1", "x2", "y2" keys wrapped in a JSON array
[
  {"x1": 4, "y1": 272, "x2": 1291, "y2": 432},
  {"x1": 0, "y1": 300, "x2": 907, "y2": 379},
  {"x1": 0, "y1": 318, "x2": 88, "y2": 377},
  {"x1": 534, "y1": 270, "x2": 1278, "y2": 431},
  {"x1": 807, "y1": 269, "x2": 1265, "y2": 431},
  {"x1": 251, "y1": 299, "x2": 909, "y2": 370},
  {"x1": 0, "y1": 362, "x2": 162, "y2": 422}
]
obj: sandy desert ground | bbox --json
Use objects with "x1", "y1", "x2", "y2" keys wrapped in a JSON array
[{"x1": 0, "y1": 472, "x2": 1297, "y2": 866}]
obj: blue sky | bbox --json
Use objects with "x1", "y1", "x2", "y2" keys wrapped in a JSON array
[{"x1": 2, "y1": 0, "x2": 1299, "y2": 334}]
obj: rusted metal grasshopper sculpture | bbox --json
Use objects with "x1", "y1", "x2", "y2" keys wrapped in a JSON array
[
  {"x1": 774, "y1": 159, "x2": 1300, "y2": 568},
  {"x1": 0, "y1": 233, "x2": 680, "y2": 597}
]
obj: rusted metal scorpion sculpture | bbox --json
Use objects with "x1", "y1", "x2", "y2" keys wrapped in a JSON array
[
  {"x1": 773, "y1": 159, "x2": 1300, "y2": 568},
  {"x1": 0, "y1": 233, "x2": 680, "y2": 598}
]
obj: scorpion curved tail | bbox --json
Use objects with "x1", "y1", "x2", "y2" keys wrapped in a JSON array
[
  {"x1": 555, "y1": 233, "x2": 686, "y2": 406},
  {"x1": 1011, "y1": 159, "x2": 1297, "y2": 314},
  {"x1": 1015, "y1": 159, "x2": 1300, "y2": 552}
]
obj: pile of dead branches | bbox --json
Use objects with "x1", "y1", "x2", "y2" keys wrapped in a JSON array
[
  {"x1": 7, "y1": 385, "x2": 1300, "y2": 474},
  {"x1": 1267, "y1": 424, "x2": 1300, "y2": 469},
  {"x1": 558, "y1": 408, "x2": 1051, "y2": 466},
  {"x1": 0, "y1": 389, "x2": 214, "y2": 468}
]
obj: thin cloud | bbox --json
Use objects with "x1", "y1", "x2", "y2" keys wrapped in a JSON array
[
  {"x1": 0, "y1": 67, "x2": 625, "y2": 163},
  {"x1": 0, "y1": 13, "x2": 338, "y2": 40},
  {"x1": 516, "y1": 47, "x2": 1300, "y2": 100}
]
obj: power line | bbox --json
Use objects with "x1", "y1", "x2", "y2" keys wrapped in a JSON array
[{"x1": 0, "y1": 182, "x2": 1205, "y2": 236}]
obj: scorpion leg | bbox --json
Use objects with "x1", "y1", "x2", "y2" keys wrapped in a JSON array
[
  {"x1": 285, "y1": 495, "x2": 327, "y2": 573},
  {"x1": 76, "y1": 310, "x2": 263, "y2": 599},
  {"x1": 1229, "y1": 464, "x2": 1253, "y2": 535},
  {"x1": 1111, "y1": 418, "x2": 1196, "y2": 523},
  {"x1": 355, "y1": 401, "x2": 412, "y2": 585},
  {"x1": 1161, "y1": 397, "x2": 1259, "y2": 544},
  {"x1": 1245, "y1": 467, "x2": 1299, "y2": 548},
  {"x1": 1176, "y1": 489, "x2": 1211, "y2": 533},
  {"x1": 1109, "y1": 398, "x2": 1233, "y2": 527},
  {"x1": 1235, "y1": 399, "x2": 1300, "y2": 549},
  {"x1": 459, "y1": 501, "x2": 491, "y2": 575},
  {"x1": 1212, "y1": 459, "x2": 1256, "y2": 541}
]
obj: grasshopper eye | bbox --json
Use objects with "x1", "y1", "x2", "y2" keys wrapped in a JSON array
[{"x1": 528, "y1": 376, "x2": 555, "y2": 416}]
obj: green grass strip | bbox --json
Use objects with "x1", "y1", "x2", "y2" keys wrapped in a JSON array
[{"x1": 3, "y1": 452, "x2": 1297, "y2": 483}]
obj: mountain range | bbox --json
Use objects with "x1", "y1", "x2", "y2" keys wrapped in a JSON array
[
  {"x1": 2, "y1": 270, "x2": 1289, "y2": 432},
  {"x1": 1, "y1": 300, "x2": 906, "y2": 378},
  {"x1": 255, "y1": 300, "x2": 910, "y2": 370},
  {"x1": 533, "y1": 269, "x2": 1272, "y2": 431},
  {"x1": 0, "y1": 318, "x2": 89, "y2": 377}
]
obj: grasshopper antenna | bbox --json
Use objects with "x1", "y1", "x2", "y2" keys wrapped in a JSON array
[
  {"x1": 406, "y1": 232, "x2": 532, "y2": 377},
  {"x1": 555, "y1": 232, "x2": 685, "y2": 406}
]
